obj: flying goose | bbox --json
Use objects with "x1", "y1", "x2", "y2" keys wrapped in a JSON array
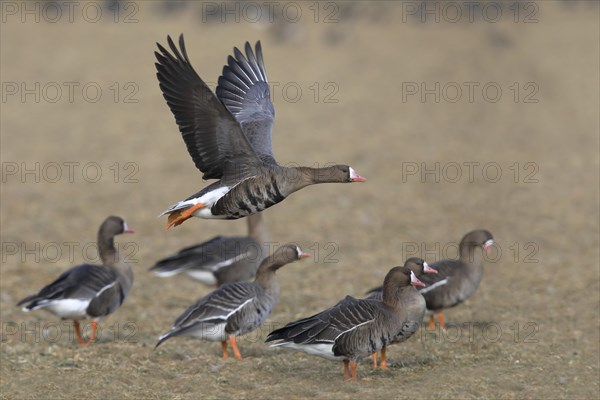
[{"x1": 154, "y1": 35, "x2": 366, "y2": 228}]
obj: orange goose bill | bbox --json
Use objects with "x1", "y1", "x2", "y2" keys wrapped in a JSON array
[
  {"x1": 266, "y1": 266, "x2": 424, "y2": 380},
  {"x1": 155, "y1": 244, "x2": 308, "y2": 359},
  {"x1": 16, "y1": 216, "x2": 135, "y2": 347},
  {"x1": 155, "y1": 35, "x2": 365, "y2": 227}
]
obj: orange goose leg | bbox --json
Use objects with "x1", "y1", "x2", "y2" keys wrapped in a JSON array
[
  {"x1": 343, "y1": 360, "x2": 351, "y2": 380},
  {"x1": 372, "y1": 352, "x2": 378, "y2": 368},
  {"x1": 437, "y1": 312, "x2": 446, "y2": 330},
  {"x1": 380, "y1": 347, "x2": 388, "y2": 369},
  {"x1": 87, "y1": 320, "x2": 98, "y2": 345},
  {"x1": 228, "y1": 336, "x2": 242, "y2": 360},
  {"x1": 427, "y1": 314, "x2": 436, "y2": 330},
  {"x1": 73, "y1": 321, "x2": 87, "y2": 347},
  {"x1": 220, "y1": 341, "x2": 229, "y2": 359},
  {"x1": 166, "y1": 203, "x2": 205, "y2": 229},
  {"x1": 350, "y1": 360, "x2": 358, "y2": 380}
]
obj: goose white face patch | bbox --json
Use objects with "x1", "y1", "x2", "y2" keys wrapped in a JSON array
[
  {"x1": 348, "y1": 167, "x2": 366, "y2": 182},
  {"x1": 423, "y1": 262, "x2": 437, "y2": 274},
  {"x1": 123, "y1": 222, "x2": 134, "y2": 233},
  {"x1": 410, "y1": 271, "x2": 417, "y2": 281},
  {"x1": 349, "y1": 167, "x2": 357, "y2": 178}
]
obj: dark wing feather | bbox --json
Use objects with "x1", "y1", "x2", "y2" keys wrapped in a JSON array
[
  {"x1": 172, "y1": 282, "x2": 259, "y2": 329},
  {"x1": 176, "y1": 235, "x2": 229, "y2": 254},
  {"x1": 149, "y1": 236, "x2": 257, "y2": 275},
  {"x1": 179, "y1": 236, "x2": 256, "y2": 258},
  {"x1": 156, "y1": 282, "x2": 263, "y2": 348},
  {"x1": 365, "y1": 286, "x2": 383, "y2": 298},
  {"x1": 266, "y1": 296, "x2": 378, "y2": 346},
  {"x1": 266, "y1": 296, "x2": 354, "y2": 342},
  {"x1": 216, "y1": 41, "x2": 276, "y2": 164},
  {"x1": 17, "y1": 264, "x2": 119, "y2": 308},
  {"x1": 86, "y1": 282, "x2": 126, "y2": 317},
  {"x1": 155, "y1": 35, "x2": 263, "y2": 180},
  {"x1": 365, "y1": 289, "x2": 382, "y2": 301},
  {"x1": 330, "y1": 299, "x2": 380, "y2": 357}
]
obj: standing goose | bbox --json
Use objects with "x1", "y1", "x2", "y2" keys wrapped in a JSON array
[
  {"x1": 17, "y1": 216, "x2": 134, "y2": 346},
  {"x1": 418, "y1": 229, "x2": 494, "y2": 329},
  {"x1": 149, "y1": 212, "x2": 269, "y2": 286},
  {"x1": 154, "y1": 35, "x2": 366, "y2": 228},
  {"x1": 266, "y1": 266, "x2": 425, "y2": 380},
  {"x1": 366, "y1": 258, "x2": 437, "y2": 368},
  {"x1": 155, "y1": 243, "x2": 309, "y2": 359}
]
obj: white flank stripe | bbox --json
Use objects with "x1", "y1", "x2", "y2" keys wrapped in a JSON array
[
  {"x1": 419, "y1": 279, "x2": 449, "y2": 294},
  {"x1": 334, "y1": 319, "x2": 374, "y2": 341},
  {"x1": 95, "y1": 281, "x2": 117, "y2": 297},
  {"x1": 210, "y1": 255, "x2": 245, "y2": 272},
  {"x1": 224, "y1": 298, "x2": 254, "y2": 319},
  {"x1": 227, "y1": 176, "x2": 256, "y2": 191},
  {"x1": 175, "y1": 299, "x2": 255, "y2": 342},
  {"x1": 197, "y1": 298, "x2": 254, "y2": 324}
]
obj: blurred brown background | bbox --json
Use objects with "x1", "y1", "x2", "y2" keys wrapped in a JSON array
[{"x1": 1, "y1": 1, "x2": 598, "y2": 398}]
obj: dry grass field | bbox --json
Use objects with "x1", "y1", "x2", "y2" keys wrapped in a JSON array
[{"x1": 1, "y1": 1, "x2": 599, "y2": 399}]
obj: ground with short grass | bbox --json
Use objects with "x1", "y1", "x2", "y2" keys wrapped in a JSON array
[{"x1": 1, "y1": 2, "x2": 599, "y2": 399}]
